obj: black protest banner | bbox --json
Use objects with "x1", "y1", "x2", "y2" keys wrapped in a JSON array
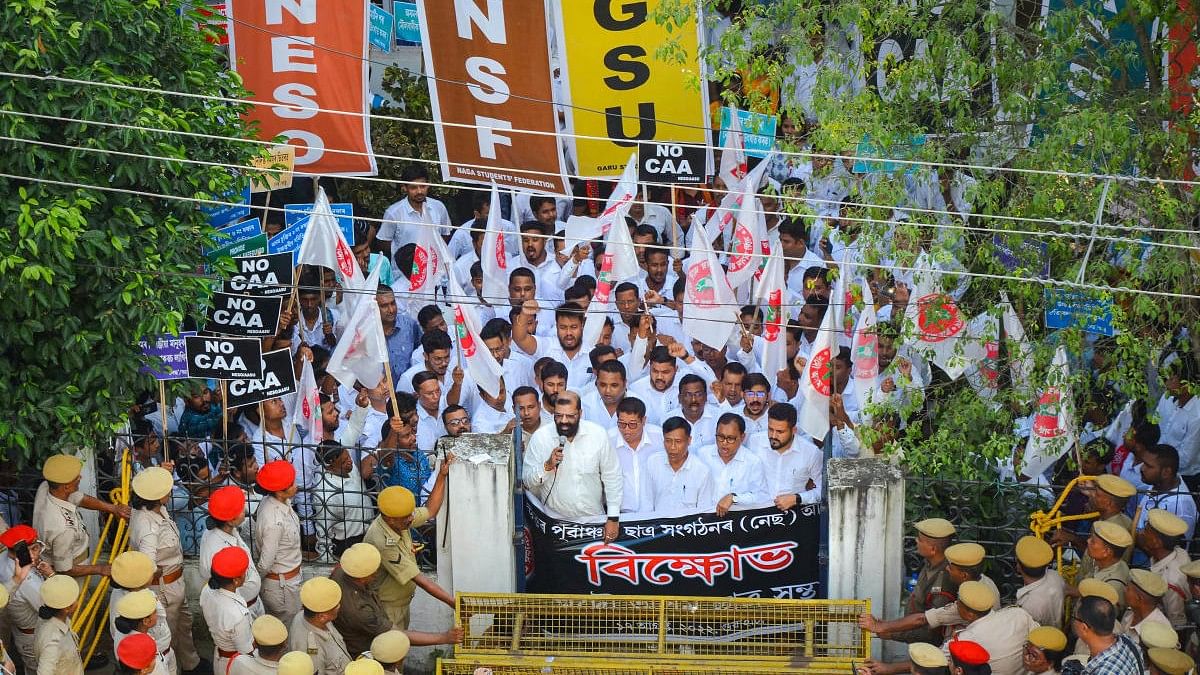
[
  {"x1": 638, "y1": 142, "x2": 707, "y2": 184},
  {"x1": 205, "y1": 292, "x2": 282, "y2": 337},
  {"x1": 523, "y1": 497, "x2": 822, "y2": 598},
  {"x1": 224, "y1": 253, "x2": 294, "y2": 297},
  {"x1": 185, "y1": 336, "x2": 263, "y2": 380},
  {"x1": 226, "y1": 348, "x2": 297, "y2": 408}
]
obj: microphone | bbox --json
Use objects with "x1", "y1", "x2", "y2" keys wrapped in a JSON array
[{"x1": 556, "y1": 435, "x2": 567, "y2": 467}]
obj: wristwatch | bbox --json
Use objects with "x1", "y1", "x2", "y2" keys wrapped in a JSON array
[
  {"x1": 606, "y1": 516, "x2": 619, "y2": 523},
  {"x1": 731, "y1": 493, "x2": 740, "y2": 504}
]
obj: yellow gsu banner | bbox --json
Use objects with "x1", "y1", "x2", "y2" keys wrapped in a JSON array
[{"x1": 557, "y1": 0, "x2": 710, "y2": 177}]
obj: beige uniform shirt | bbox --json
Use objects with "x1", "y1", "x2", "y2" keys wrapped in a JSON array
[
  {"x1": 41, "y1": 494, "x2": 89, "y2": 573},
  {"x1": 924, "y1": 574, "x2": 1002, "y2": 629},
  {"x1": 130, "y1": 508, "x2": 184, "y2": 571},
  {"x1": 287, "y1": 615, "x2": 351, "y2": 675},
  {"x1": 1087, "y1": 560, "x2": 1131, "y2": 612},
  {"x1": 32, "y1": 483, "x2": 84, "y2": 538},
  {"x1": 947, "y1": 606, "x2": 1039, "y2": 675},
  {"x1": 1120, "y1": 607, "x2": 1171, "y2": 644},
  {"x1": 109, "y1": 587, "x2": 172, "y2": 653},
  {"x1": 199, "y1": 587, "x2": 254, "y2": 654},
  {"x1": 7, "y1": 572, "x2": 44, "y2": 631},
  {"x1": 1150, "y1": 547, "x2": 1191, "y2": 626},
  {"x1": 253, "y1": 496, "x2": 302, "y2": 575},
  {"x1": 198, "y1": 528, "x2": 262, "y2": 604},
  {"x1": 229, "y1": 653, "x2": 280, "y2": 675},
  {"x1": 364, "y1": 509, "x2": 429, "y2": 605},
  {"x1": 34, "y1": 616, "x2": 83, "y2": 675},
  {"x1": 1015, "y1": 568, "x2": 1066, "y2": 629}
]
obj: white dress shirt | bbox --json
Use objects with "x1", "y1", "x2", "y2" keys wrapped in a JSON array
[
  {"x1": 581, "y1": 389, "x2": 620, "y2": 433},
  {"x1": 697, "y1": 444, "x2": 770, "y2": 506},
  {"x1": 610, "y1": 425, "x2": 664, "y2": 514},
  {"x1": 642, "y1": 452, "x2": 715, "y2": 515},
  {"x1": 379, "y1": 196, "x2": 453, "y2": 257},
  {"x1": 312, "y1": 466, "x2": 374, "y2": 541},
  {"x1": 198, "y1": 526, "x2": 263, "y2": 609},
  {"x1": 522, "y1": 420, "x2": 623, "y2": 518},
  {"x1": 1157, "y1": 393, "x2": 1200, "y2": 476},
  {"x1": 680, "y1": 406, "x2": 721, "y2": 450},
  {"x1": 628, "y1": 376, "x2": 682, "y2": 426},
  {"x1": 751, "y1": 432, "x2": 825, "y2": 505}
]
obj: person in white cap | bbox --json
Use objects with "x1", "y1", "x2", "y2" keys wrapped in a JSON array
[
  {"x1": 289, "y1": 578, "x2": 350, "y2": 675},
  {"x1": 35, "y1": 574, "x2": 83, "y2": 675},
  {"x1": 228, "y1": 616, "x2": 290, "y2": 675},
  {"x1": 1137, "y1": 509, "x2": 1192, "y2": 625}
]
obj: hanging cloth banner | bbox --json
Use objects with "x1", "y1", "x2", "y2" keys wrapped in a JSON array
[
  {"x1": 556, "y1": 0, "x2": 711, "y2": 177},
  {"x1": 227, "y1": 0, "x2": 377, "y2": 175},
  {"x1": 415, "y1": 0, "x2": 569, "y2": 194}
]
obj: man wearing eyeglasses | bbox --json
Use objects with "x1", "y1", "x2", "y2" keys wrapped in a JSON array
[
  {"x1": 736, "y1": 374, "x2": 773, "y2": 434},
  {"x1": 609, "y1": 397, "x2": 663, "y2": 515},
  {"x1": 522, "y1": 391, "x2": 623, "y2": 543},
  {"x1": 698, "y1": 413, "x2": 769, "y2": 517},
  {"x1": 440, "y1": 406, "x2": 472, "y2": 439}
]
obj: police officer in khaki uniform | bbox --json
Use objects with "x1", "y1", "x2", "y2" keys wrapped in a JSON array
[
  {"x1": 200, "y1": 547, "x2": 255, "y2": 674},
  {"x1": 3, "y1": 524, "x2": 49, "y2": 672},
  {"x1": 1023, "y1": 626, "x2": 1068, "y2": 675},
  {"x1": 1074, "y1": 520, "x2": 1133, "y2": 611},
  {"x1": 908, "y1": 642, "x2": 949, "y2": 675},
  {"x1": 1147, "y1": 647, "x2": 1195, "y2": 675},
  {"x1": 130, "y1": 467, "x2": 204, "y2": 674},
  {"x1": 254, "y1": 462, "x2": 304, "y2": 628},
  {"x1": 363, "y1": 632, "x2": 409, "y2": 675},
  {"x1": 1140, "y1": 620, "x2": 1181, "y2": 652},
  {"x1": 344, "y1": 660, "x2": 383, "y2": 675},
  {"x1": 35, "y1": 574, "x2": 83, "y2": 675},
  {"x1": 1139, "y1": 509, "x2": 1192, "y2": 626},
  {"x1": 944, "y1": 581, "x2": 1038, "y2": 675},
  {"x1": 1014, "y1": 536, "x2": 1066, "y2": 629},
  {"x1": 1053, "y1": 474, "x2": 1136, "y2": 569},
  {"x1": 1122, "y1": 569, "x2": 1171, "y2": 642},
  {"x1": 228, "y1": 616, "x2": 290, "y2": 675},
  {"x1": 32, "y1": 454, "x2": 129, "y2": 539},
  {"x1": 39, "y1": 455, "x2": 112, "y2": 578},
  {"x1": 276, "y1": 652, "x2": 315, "y2": 675},
  {"x1": 109, "y1": 550, "x2": 176, "y2": 675},
  {"x1": 288, "y1": 578, "x2": 350, "y2": 675},
  {"x1": 363, "y1": 462, "x2": 453, "y2": 629},
  {"x1": 893, "y1": 519, "x2": 957, "y2": 645}
]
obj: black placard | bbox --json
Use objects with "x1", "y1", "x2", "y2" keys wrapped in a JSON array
[
  {"x1": 205, "y1": 292, "x2": 282, "y2": 338},
  {"x1": 224, "y1": 253, "x2": 294, "y2": 297},
  {"x1": 638, "y1": 142, "x2": 707, "y2": 184},
  {"x1": 225, "y1": 348, "x2": 297, "y2": 408},
  {"x1": 522, "y1": 497, "x2": 822, "y2": 598},
  {"x1": 184, "y1": 336, "x2": 264, "y2": 380}
]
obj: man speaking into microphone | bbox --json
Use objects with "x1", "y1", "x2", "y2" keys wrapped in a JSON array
[{"x1": 523, "y1": 390, "x2": 624, "y2": 542}]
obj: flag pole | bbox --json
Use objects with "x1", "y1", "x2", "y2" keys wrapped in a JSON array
[
  {"x1": 221, "y1": 380, "x2": 229, "y2": 442},
  {"x1": 383, "y1": 366, "x2": 401, "y2": 418},
  {"x1": 670, "y1": 187, "x2": 679, "y2": 253},
  {"x1": 159, "y1": 380, "x2": 170, "y2": 462}
]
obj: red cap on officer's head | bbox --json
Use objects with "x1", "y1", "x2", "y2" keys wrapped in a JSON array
[
  {"x1": 949, "y1": 639, "x2": 990, "y2": 667},
  {"x1": 117, "y1": 632, "x2": 158, "y2": 670},
  {"x1": 211, "y1": 546, "x2": 250, "y2": 579},
  {"x1": 208, "y1": 485, "x2": 247, "y2": 521},
  {"x1": 0, "y1": 525, "x2": 37, "y2": 549},
  {"x1": 256, "y1": 460, "x2": 296, "y2": 492}
]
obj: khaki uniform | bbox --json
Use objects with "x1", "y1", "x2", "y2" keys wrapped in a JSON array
[
  {"x1": 363, "y1": 508, "x2": 429, "y2": 629},
  {"x1": 946, "y1": 606, "x2": 1038, "y2": 675},
  {"x1": 199, "y1": 586, "x2": 254, "y2": 674},
  {"x1": 893, "y1": 559, "x2": 955, "y2": 643},
  {"x1": 1077, "y1": 513, "x2": 1134, "y2": 577},
  {"x1": 1085, "y1": 559, "x2": 1132, "y2": 612},
  {"x1": 6, "y1": 571, "x2": 44, "y2": 671},
  {"x1": 330, "y1": 568, "x2": 393, "y2": 657},
  {"x1": 924, "y1": 574, "x2": 1002, "y2": 629},
  {"x1": 1150, "y1": 547, "x2": 1191, "y2": 626},
  {"x1": 34, "y1": 616, "x2": 83, "y2": 675},
  {"x1": 131, "y1": 507, "x2": 200, "y2": 671},
  {"x1": 109, "y1": 587, "x2": 177, "y2": 675},
  {"x1": 31, "y1": 483, "x2": 83, "y2": 539},
  {"x1": 1120, "y1": 607, "x2": 1172, "y2": 644},
  {"x1": 1015, "y1": 568, "x2": 1066, "y2": 629},
  {"x1": 287, "y1": 615, "x2": 351, "y2": 675},
  {"x1": 40, "y1": 493, "x2": 89, "y2": 574},
  {"x1": 254, "y1": 496, "x2": 303, "y2": 628},
  {"x1": 229, "y1": 653, "x2": 280, "y2": 675},
  {"x1": 199, "y1": 527, "x2": 263, "y2": 617}
]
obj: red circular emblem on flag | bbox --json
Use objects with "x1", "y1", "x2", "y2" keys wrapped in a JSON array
[
  {"x1": 916, "y1": 293, "x2": 964, "y2": 343},
  {"x1": 410, "y1": 245, "x2": 428, "y2": 288},
  {"x1": 454, "y1": 306, "x2": 476, "y2": 357},
  {"x1": 335, "y1": 239, "x2": 356, "y2": 279},
  {"x1": 728, "y1": 226, "x2": 755, "y2": 273},
  {"x1": 808, "y1": 346, "x2": 833, "y2": 396},
  {"x1": 1033, "y1": 388, "x2": 1063, "y2": 438},
  {"x1": 686, "y1": 261, "x2": 717, "y2": 307}
]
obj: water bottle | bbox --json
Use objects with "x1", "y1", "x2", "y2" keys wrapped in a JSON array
[{"x1": 905, "y1": 572, "x2": 919, "y2": 594}]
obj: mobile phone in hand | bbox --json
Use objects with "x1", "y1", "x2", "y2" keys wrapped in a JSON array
[{"x1": 12, "y1": 540, "x2": 31, "y2": 568}]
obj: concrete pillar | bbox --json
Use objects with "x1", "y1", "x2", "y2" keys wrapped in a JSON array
[
  {"x1": 826, "y1": 458, "x2": 906, "y2": 661},
  {"x1": 79, "y1": 446, "x2": 100, "y2": 552},
  {"x1": 435, "y1": 433, "x2": 516, "y2": 595}
]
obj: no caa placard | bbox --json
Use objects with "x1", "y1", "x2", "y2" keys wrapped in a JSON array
[
  {"x1": 223, "y1": 253, "x2": 294, "y2": 297},
  {"x1": 185, "y1": 336, "x2": 263, "y2": 380},
  {"x1": 638, "y1": 142, "x2": 707, "y2": 184},
  {"x1": 226, "y1": 348, "x2": 297, "y2": 407},
  {"x1": 205, "y1": 292, "x2": 282, "y2": 337}
]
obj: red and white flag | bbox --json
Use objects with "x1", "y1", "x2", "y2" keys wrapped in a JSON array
[
  {"x1": 597, "y1": 154, "x2": 639, "y2": 236},
  {"x1": 718, "y1": 110, "x2": 748, "y2": 190},
  {"x1": 851, "y1": 277, "x2": 880, "y2": 384},
  {"x1": 964, "y1": 311, "x2": 1000, "y2": 400},
  {"x1": 1021, "y1": 345, "x2": 1077, "y2": 479},
  {"x1": 581, "y1": 211, "x2": 640, "y2": 354},
  {"x1": 1000, "y1": 292, "x2": 1034, "y2": 397},
  {"x1": 447, "y1": 268, "x2": 504, "y2": 398},
  {"x1": 297, "y1": 188, "x2": 365, "y2": 290},
  {"x1": 480, "y1": 183, "x2": 509, "y2": 306},
  {"x1": 289, "y1": 357, "x2": 322, "y2": 443},
  {"x1": 409, "y1": 209, "x2": 452, "y2": 296},
  {"x1": 327, "y1": 265, "x2": 388, "y2": 389},
  {"x1": 683, "y1": 219, "x2": 738, "y2": 350},
  {"x1": 725, "y1": 157, "x2": 773, "y2": 291},
  {"x1": 906, "y1": 256, "x2": 971, "y2": 379},
  {"x1": 798, "y1": 277, "x2": 840, "y2": 441},
  {"x1": 752, "y1": 247, "x2": 787, "y2": 379}
]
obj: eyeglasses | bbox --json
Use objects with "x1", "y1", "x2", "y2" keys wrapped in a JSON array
[
  {"x1": 445, "y1": 418, "x2": 469, "y2": 427},
  {"x1": 716, "y1": 435, "x2": 741, "y2": 444},
  {"x1": 617, "y1": 420, "x2": 642, "y2": 430},
  {"x1": 744, "y1": 391, "x2": 768, "y2": 400}
]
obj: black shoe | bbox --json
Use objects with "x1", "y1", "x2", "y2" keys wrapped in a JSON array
[
  {"x1": 183, "y1": 658, "x2": 214, "y2": 675},
  {"x1": 84, "y1": 653, "x2": 109, "y2": 671}
]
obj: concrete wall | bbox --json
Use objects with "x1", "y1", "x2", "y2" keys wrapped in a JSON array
[{"x1": 436, "y1": 433, "x2": 516, "y2": 596}]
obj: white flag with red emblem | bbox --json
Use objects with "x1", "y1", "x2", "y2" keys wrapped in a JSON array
[
  {"x1": 1021, "y1": 345, "x2": 1077, "y2": 479},
  {"x1": 797, "y1": 275, "x2": 841, "y2": 441},
  {"x1": 905, "y1": 258, "x2": 971, "y2": 379},
  {"x1": 598, "y1": 154, "x2": 640, "y2": 236},
  {"x1": 1000, "y1": 292, "x2": 1034, "y2": 397},
  {"x1": 851, "y1": 279, "x2": 880, "y2": 384},
  {"x1": 446, "y1": 269, "x2": 503, "y2": 398},
  {"x1": 719, "y1": 110, "x2": 748, "y2": 190},
  {"x1": 409, "y1": 209, "x2": 452, "y2": 296},
  {"x1": 964, "y1": 311, "x2": 1000, "y2": 400},
  {"x1": 297, "y1": 188, "x2": 365, "y2": 290},
  {"x1": 725, "y1": 157, "x2": 774, "y2": 291},
  {"x1": 581, "y1": 211, "x2": 640, "y2": 354},
  {"x1": 683, "y1": 220, "x2": 738, "y2": 350},
  {"x1": 289, "y1": 356, "x2": 323, "y2": 443},
  {"x1": 752, "y1": 247, "x2": 787, "y2": 379},
  {"x1": 480, "y1": 183, "x2": 508, "y2": 306},
  {"x1": 327, "y1": 264, "x2": 388, "y2": 389}
]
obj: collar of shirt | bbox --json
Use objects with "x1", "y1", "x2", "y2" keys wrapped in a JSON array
[{"x1": 216, "y1": 588, "x2": 248, "y2": 607}]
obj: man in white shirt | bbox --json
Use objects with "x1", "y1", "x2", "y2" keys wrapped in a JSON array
[
  {"x1": 642, "y1": 417, "x2": 716, "y2": 515},
  {"x1": 513, "y1": 300, "x2": 592, "y2": 388},
  {"x1": 628, "y1": 346, "x2": 687, "y2": 425},
  {"x1": 312, "y1": 442, "x2": 373, "y2": 556},
  {"x1": 480, "y1": 318, "x2": 536, "y2": 394},
  {"x1": 447, "y1": 190, "x2": 518, "y2": 262},
  {"x1": 628, "y1": 196, "x2": 673, "y2": 239},
  {"x1": 581, "y1": 360, "x2": 627, "y2": 433},
  {"x1": 638, "y1": 247, "x2": 677, "y2": 298},
  {"x1": 377, "y1": 166, "x2": 453, "y2": 258},
  {"x1": 755, "y1": 402, "x2": 824, "y2": 508},
  {"x1": 1157, "y1": 352, "x2": 1200, "y2": 489},
  {"x1": 699, "y1": 413, "x2": 769, "y2": 516},
  {"x1": 509, "y1": 221, "x2": 563, "y2": 301},
  {"x1": 1134, "y1": 443, "x2": 1199, "y2": 541},
  {"x1": 736, "y1": 373, "x2": 773, "y2": 435},
  {"x1": 503, "y1": 268, "x2": 556, "y2": 338},
  {"x1": 522, "y1": 392, "x2": 622, "y2": 543},
  {"x1": 411, "y1": 372, "x2": 445, "y2": 454},
  {"x1": 778, "y1": 219, "x2": 826, "y2": 296},
  {"x1": 678, "y1": 374, "x2": 720, "y2": 450},
  {"x1": 398, "y1": 331, "x2": 470, "y2": 413},
  {"x1": 609, "y1": 397, "x2": 664, "y2": 515}
]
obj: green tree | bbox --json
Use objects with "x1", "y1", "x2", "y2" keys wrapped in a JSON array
[{"x1": 0, "y1": 0, "x2": 261, "y2": 462}]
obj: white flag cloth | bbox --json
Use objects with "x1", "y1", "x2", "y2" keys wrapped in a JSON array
[
  {"x1": 718, "y1": 109, "x2": 748, "y2": 190},
  {"x1": 906, "y1": 256, "x2": 972, "y2": 379},
  {"x1": 798, "y1": 284, "x2": 839, "y2": 441},
  {"x1": 597, "y1": 154, "x2": 640, "y2": 236},
  {"x1": 409, "y1": 209, "x2": 452, "y2": 296},
  {"x1": 753, "y1": 247, "x2": 787, "y2": 379},
  {"x1": 725, "y1": 156, "x2": 774, "y2": 290},
  {"x1": 289, "y1": 357, "x2": 322, "y2": 443},
  {"x1": 1000, "y1": 292, "x2": 1034, "y2": 397},
  {"x1": 327, "y1": 264, "x2": 388, "y2": 389},
  {"x1": 1021, "y1": 345, "x2": 1077, "y2": 479},
  {"x1": 447, "y1": 269, "x2": 504, "y2": 398},
  {"x1": 296, "y1": 188, "x2": 365, "y2": 290},
  {"x1": 851, "y1": 275, "x2": 880, "y2": 384},
  {"x1": 480, "y1": 183, "x2": 509, "y2": 306},
  {"x1": 581, "y1": 212, "x2": 641, "y2": 354},
  {"x1": 964, "y1": 311, "x2": 1001, "y2": 401},
  {"x1": 683, "y1": 218, "x2": 738, "y2": 350}
]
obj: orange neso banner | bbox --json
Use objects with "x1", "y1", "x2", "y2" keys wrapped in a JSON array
[
  {"x1": 227, "y1": 0, "x2": 377, "y2": 176},
  {"x1": 416, "y1": 0, "x2": 568, "y2": 194}
]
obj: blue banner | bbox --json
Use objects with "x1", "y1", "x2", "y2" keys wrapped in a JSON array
[
  {"x1": 283, "y1": 202, "x2": 355, "y2": 238},
  {"x1": 718, "y1": 108, "x2": 777, "y2": 159},
  {"x1": 205, "y1": 218, "x2": 262, "y2": 255},
  {"x1": 992, "y1": 234, "x2": 1050, "y2": 279},
  {"x1": 201, "y1": 185, "x2": 251, "y2": 227},
  {"x1": 394, "y1": 1, "x2": 420, "y2": 44},
  {"x1": 1045, "y1": 288, "x2": 1115, "y2": 336},
  {"x1": 369, "y1": 4, "x2": 394, "y2": 52}
]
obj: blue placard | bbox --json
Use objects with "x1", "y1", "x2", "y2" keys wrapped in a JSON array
[
  {"x1": 718, "y1": 107, "x2": 777, "y2": 159},
  {"x1": 852, "y1": 135, "x2": 927, "y2": 174},
  {"x1": 369, "y1": 4, "x2": 394, "y2": 52},
  {"x1": 1045, "y1": 288, "x2": 1115, "y2": 336},
  {"x1": 394, "y1": 1, "x2": 420, "y2": 44},
  {"x1": 283, "y1": 202, "x2": 355, "y2": 238},
  {"x1": 205, "y1": 218, "x2": 262, "y2": 254},
  {"x1": 268, "y1": 220, "x2": 306, "y2": 266},
  {"x1": 992, "y1": 234, "x2": 1050, "y2": 279},
  {"x1": 139, "y1": 331, "x2": 197, "y2": 380},
  {"x1": 200, "y1": 185, "x2": 251, "y2": 227}
]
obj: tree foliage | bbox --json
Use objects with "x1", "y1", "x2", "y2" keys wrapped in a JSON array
[{"x1": 0, "y1": 0, "x2": 260, "y2": 462}]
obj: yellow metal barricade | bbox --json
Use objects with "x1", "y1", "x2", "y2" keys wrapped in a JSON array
[
  {"x1": 438, "y1": 657, "x2": 857, "y2": 675},
  {"x1": 1028, "y1": 474, "x2": 1099, "y2": 586},
  {"x1": 454, "y1": 592, "x2": 869, "y2": 669}
]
